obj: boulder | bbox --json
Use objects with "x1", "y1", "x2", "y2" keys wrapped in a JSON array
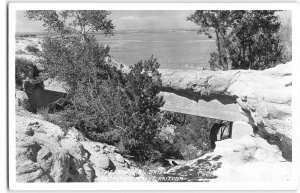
[
  {"x1": 15, "y1": 108, "x2": 96, "y2": 182},
  {"x1": 80, "y1": 141, "x2": 116, "y2": 172},
  {"x1": 15, "y1": 90, "x2": 30, "y2": 110},
  {"x1": 50, "y1": 150, "x2": 71, "y2": 182},
  {"x1": 115, "y1": 153, "x2": 125, "y2": 163},
  {"x1": 94, "y1": 154, "x2": 115, "y2": 171},
  {"x1": 93, "y1": 145, "x2": 102, "y2": 152}
]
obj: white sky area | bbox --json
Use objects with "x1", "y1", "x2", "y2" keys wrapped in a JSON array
[{"x1": 16, "y1": 10, "x2": 198, "y2": 32}]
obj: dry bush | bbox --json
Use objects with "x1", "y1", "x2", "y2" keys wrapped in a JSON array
[{"x1": 25, "y1": 44, "x2": 40, "y2": 54}]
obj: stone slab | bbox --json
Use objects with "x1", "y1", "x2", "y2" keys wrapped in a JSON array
[{"x1": 159, "y1": 92, "x2": 249, "y2": 122}]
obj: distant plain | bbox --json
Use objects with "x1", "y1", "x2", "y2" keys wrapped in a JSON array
[{"x1": 96, "y1": 29, "x2": 216, "y2": 70}]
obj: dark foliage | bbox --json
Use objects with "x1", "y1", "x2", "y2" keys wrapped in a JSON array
[
  {"x1": 62, "y1": 56, "x2": 164, "y2": 162},
  {"x1": 39, "y1": 35, "x2": 111, "y2": 94},
  {"x1": 161, "y1": 112, "x2": 215, "y2": 160},
  {"x1": 15, "y1": 58, "x2": 35, "y2": 85},
  {"x1": 188, "y1": 10, "x2": 286, "y2": 70},
  {"x1": 39, "y1": 36, "x2": 164, "y2": 162},
  {"x1": 25, "y1": 45, "x2": 40, "y2": 54}
]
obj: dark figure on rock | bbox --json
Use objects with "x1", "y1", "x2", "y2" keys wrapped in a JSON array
[{"x1": 209, "y1": 120, "x2": 232, "y2": 150}]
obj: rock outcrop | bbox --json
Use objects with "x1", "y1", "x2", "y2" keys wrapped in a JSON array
[
  {"x1": 15, "y1": 106, "x2": 151, "y2": 182},
  {"x1": 160, "y1": 63, "x2": 292, "y2": 161},
  {"x1": 16, "y1": 108, "x2": 94, "y2": 182},
  {"x1": 15, "y1": 90, "x2": 30, "y2": 110}
]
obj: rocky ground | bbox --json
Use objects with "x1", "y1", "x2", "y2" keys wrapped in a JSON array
[
  {"x1": 163, "y1": 135, "x2": 291, "y2": 182},
  {"x1": 16, "y1": 104, "x2": 155, "y2": 182}
]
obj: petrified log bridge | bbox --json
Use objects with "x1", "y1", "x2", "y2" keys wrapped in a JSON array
[
  {"x1": 159, "y1": 92, "x2": 249, "y2": 122},
  {"x1": 159, "y1": 63, "x2": 292, "y2": 161}
]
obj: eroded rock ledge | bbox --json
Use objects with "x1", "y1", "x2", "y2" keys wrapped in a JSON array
[
  {"x1": 160, "y1": 63, "x2": 292, "y2": 161},
  {"x1": 15, "y1": 106, "x2": 149, "y2": 182}
]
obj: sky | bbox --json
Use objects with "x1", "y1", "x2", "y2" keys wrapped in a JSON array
[{"x1": 16, "y1": 10, "x2": 197, "y2": 33}]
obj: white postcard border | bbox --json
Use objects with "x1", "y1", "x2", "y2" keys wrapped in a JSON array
[{"x1": 8, "y1": 2, "x2": 300, "y2": 190}]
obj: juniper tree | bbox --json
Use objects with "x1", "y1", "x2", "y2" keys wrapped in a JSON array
[
  {"x1": 25, "y1": 10, "x2": 115, "y2": 94},
  {"x1": 188, "y1": 10, "x2": 284, "y2": 70}
]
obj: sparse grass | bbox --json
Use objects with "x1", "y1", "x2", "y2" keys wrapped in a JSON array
[
  {"x1": 37, "y1": 106, "x2": 50, "y2": 120},
  {"x1": 115, "y1": 140, "x2": 128, "y2": 155},
  {"x1": 37, "y1": 106, "x2": 70, "y2": 135}
]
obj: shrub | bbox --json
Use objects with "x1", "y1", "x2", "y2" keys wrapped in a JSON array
[
  {"x1": 180, "y1": 144, "x2": 199, "y2": 160},
  {"x1": 37, "y1": 106, "x2": 71, "y2": 134},
  {"x1": 15, "y1": 58, "x2": 34, "y2": 85},
  {"x1": 25, "y1": 45, "x2": 40, "y2": 54},
  {"x1": 39, "y1": 35, "x2": 111, "y2": 94},
  {"x1": 161, "y1": 112, "x2": 215, "y2": 160},
  {"x1": 119, "y1": 57, "x2": 164, "y2": 161},
  {"x1": 37, "y1": 106, "x2": 50, "y2": 120},
  {"x1": 58, "y1": 55, "x2": 164, "y2": 162}
]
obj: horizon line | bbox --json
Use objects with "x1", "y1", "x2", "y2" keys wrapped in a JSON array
[{"x1": 16, "y1": 27, "x2": 199, "y2": 34}]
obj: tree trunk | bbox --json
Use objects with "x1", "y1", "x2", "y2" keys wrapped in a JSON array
[
  {"x1": 220, "y1": 32, "x2": 231, "y2": 70},
  {"x1": 242, "y1": 30, "x2": 246, "y2": 68},
  {"x1": 227, "y1": 51, "x2": 233, "y2": 70},
  {"x1": 215, "y1": 30, "x2": 222, "y2": 68}
]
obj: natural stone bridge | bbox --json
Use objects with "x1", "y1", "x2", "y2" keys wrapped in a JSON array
[
  {"x1": 159, "y1": 92, "x2": 248, "y2": 122},
  {"x1": 158, "y1": 63, "x2": 292, "y2": 161}
]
